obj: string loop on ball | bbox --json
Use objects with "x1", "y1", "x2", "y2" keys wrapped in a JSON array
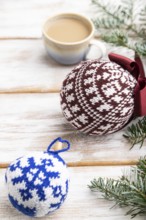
[{"x1": 47, "y1": 137, "x2": 70, "y2": 153}]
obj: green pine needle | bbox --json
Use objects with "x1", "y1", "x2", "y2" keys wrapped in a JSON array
[
  {"x1": 91, "y1": 0, "x2": 146, "y2": 56},
  {"x1": 102, "y1": 30, "x2": 128, "y2": 46},
  {"x1": 88, "y1": 157, "x2": 146, "y2": 218},
  {"x1": 134, "y1": 42, "x2": 146, "y2": 56},
  {"x1": 123, "y1": 116, "x2": 146, "y2": 149}
]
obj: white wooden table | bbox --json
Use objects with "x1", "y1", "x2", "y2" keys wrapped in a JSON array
[{"x1": 0, "y1": 1, "x2": 146, "y2": 219}]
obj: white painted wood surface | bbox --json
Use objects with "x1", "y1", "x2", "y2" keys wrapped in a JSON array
[
  {"x1": 0, "y1": 0, "x2": 146, "y2": 219},
  {"x1": 0, "y1": 40, "x2": 141, "y2": 93},
  {"x1": 0, "y1": 40, "x2": 73, "y2": 93},
  {"x1": 0, "y1": 0, "x2": 92, "y2": 38},
  {"x1": 0, "y1": 93, "x2": 145, "y2": 166},
  {"x1": 1, "y1": 166, "x2": 146, "y2": 220}
]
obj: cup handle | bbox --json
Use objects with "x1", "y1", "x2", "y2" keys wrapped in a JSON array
[{"x1": 84, "y1": 39, "x2": 106, "y2": 61}]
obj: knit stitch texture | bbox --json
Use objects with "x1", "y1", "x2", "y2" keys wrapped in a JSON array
[
  {"x1": 5, "y1": 150, "x2": 69, "y2": 217},
  {"x1": 60, "y1": 59, "x2": 137, "y2": 135}
]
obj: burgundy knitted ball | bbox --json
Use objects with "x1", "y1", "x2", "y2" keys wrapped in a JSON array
[{"x1": 60, "y1": 59, "x2": 137, "y2": 135}]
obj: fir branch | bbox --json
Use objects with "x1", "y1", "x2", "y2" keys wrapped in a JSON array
[
  {"x1": 89, "y1": 177, "x2": 131, "y2": 206},
  {"x1": 102, "y1": 30, "x2": 128, "y2": 47},
  {"x1": 102, "y1": 30, "x2": 146, "y2": 55},
  {"x1": 134, "y1": 42, "x2": 146, "y2": 56},
  {"x1": 93, "y1": 17, "x2": 122, "y2": 29},
  {"x1": 92, "y1": 0, "x2": 131, "y2": 24},
  {"x1": 88, "y1": 157, "x2": 146, "y2": 218},
  {"x1": 123, "y1": 116, "x2": 146, "y2": 149},
  {"x1": 91, "y1": 0, "x2": 146, "y2": 56}
]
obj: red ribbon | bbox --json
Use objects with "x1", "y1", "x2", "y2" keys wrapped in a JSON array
[
  {"x1": 109, "y1": 53, "x2": 139, "y2": 80},
  {"x1": 108, "y1": 53, "x2": 146, "y2": 116},
  {"x1": 134, "y1": 54, "x2": 146, "y2": 93}
]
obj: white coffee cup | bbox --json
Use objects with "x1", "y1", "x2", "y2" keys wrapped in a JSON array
[{"x1": 42, "y1": 13, "x2": 105, "y2": 65}]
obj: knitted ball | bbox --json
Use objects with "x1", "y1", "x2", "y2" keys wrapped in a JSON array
[
  {"x1": 60, "y1": 59, "x2": 137, "y2": 135},
  {"x1": 5, "y1": 138, "x2": 70, "y2": 217}
]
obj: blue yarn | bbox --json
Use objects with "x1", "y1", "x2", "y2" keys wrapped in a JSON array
[
  {"x1": 9, "y1": 195, "x2": 36, "y2": 217},
  {"x1": 47, "y1": 137, "x2": 70, "y2": 153},
  {"x1": 6, "y1": 138, "x2": 70, "y2": 217}
]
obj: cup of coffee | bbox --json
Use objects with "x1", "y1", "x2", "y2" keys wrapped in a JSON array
[{"x1": 42, "y1": 13, "x2": 104, "y2": 65}]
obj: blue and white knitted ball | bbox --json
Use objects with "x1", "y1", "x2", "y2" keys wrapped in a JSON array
[{"x1": 5, "y1": 138, "x2": 70, "y2": 217}]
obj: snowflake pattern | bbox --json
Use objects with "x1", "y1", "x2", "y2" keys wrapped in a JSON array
[
  {"x1": 85, "y1": 69, "x2": 96, "y2": 75},
  {"x1": 101, "y1": 83, "x2": 117, "y2": 97},
  {"x1": 60, "y1": 59, "x2": 137, "y2": 135},
  {"x1": 78, "y1": 114, "x2": 88, "y2": 124},
  {"x1": 98, "y1": 103, "x2": 112, "y2": 112},
  {"x1": 84, "y1": 77, "x2": 93, "y2": 85},
  {"x1": 6, "y1": 152, "x2": 69, "y2": 217},
  {"x1": 85, "y1": 87, "x2": 96, "y2": 95},
  {"x1": 90, "y1": 96, "x2": 102, "y2": 105},
  {"x1": 70, "y1": 104, "x2": 81, "y2": 113},
  {"x1": 65, "y1": 82, "x2": 73, "y2": 91},
  {"x1": 66, "y1": 94, "x2": 75, "y2": 102},
  {"x1": 112, "y1": 95, "x2": 123, "y2": 103}
]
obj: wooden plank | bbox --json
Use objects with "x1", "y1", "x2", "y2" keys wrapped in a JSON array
[
  {"x1": 0, "y1": 39, "x2": 142, "y2": 93},
  {"x1": 0, "y1": 0, "x2": 91, "y2": 39},
  {"x1": 0, "y1": 39, "x2": 73, "y2": 93},
  {"x1": 0, "y1": 93, "x2": 145, "y2": 166},
  {"x1": 1, "y1": 166, "x2": 145, "y2": 220},
  {"x1": 1, "y1": 0, "x2": 145, "y2": 40}
]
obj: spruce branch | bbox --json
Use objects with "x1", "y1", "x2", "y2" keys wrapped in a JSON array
[
  {"x1": 123, "y1": 116, "x2": 146, "y2": 149},
  {"x1": 102, "y1": 30, "x2": 128, "y2": 47},
  {"x1": 88, "y1": 157, "x2": 146, "y2": 218},
  {"x1": 102, "y1": 30, "x2": 146, "y2": 55},
  {"x1": 91, "y1": 0, "x2": 146, "y2": 56},
  {"x1": 134, "y1": 42, "x2": 146, "y2": 56},
  {"x1": 92, "y1": 0, "x2": 132, "y2": 24}
]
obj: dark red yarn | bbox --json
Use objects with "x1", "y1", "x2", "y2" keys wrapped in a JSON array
[
  {"x1": 109, "y1": 53, "x2": 139, "y2": 80},
  {"x1": 60, "y1": 58, "x2": 137, "y2": 135}
]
